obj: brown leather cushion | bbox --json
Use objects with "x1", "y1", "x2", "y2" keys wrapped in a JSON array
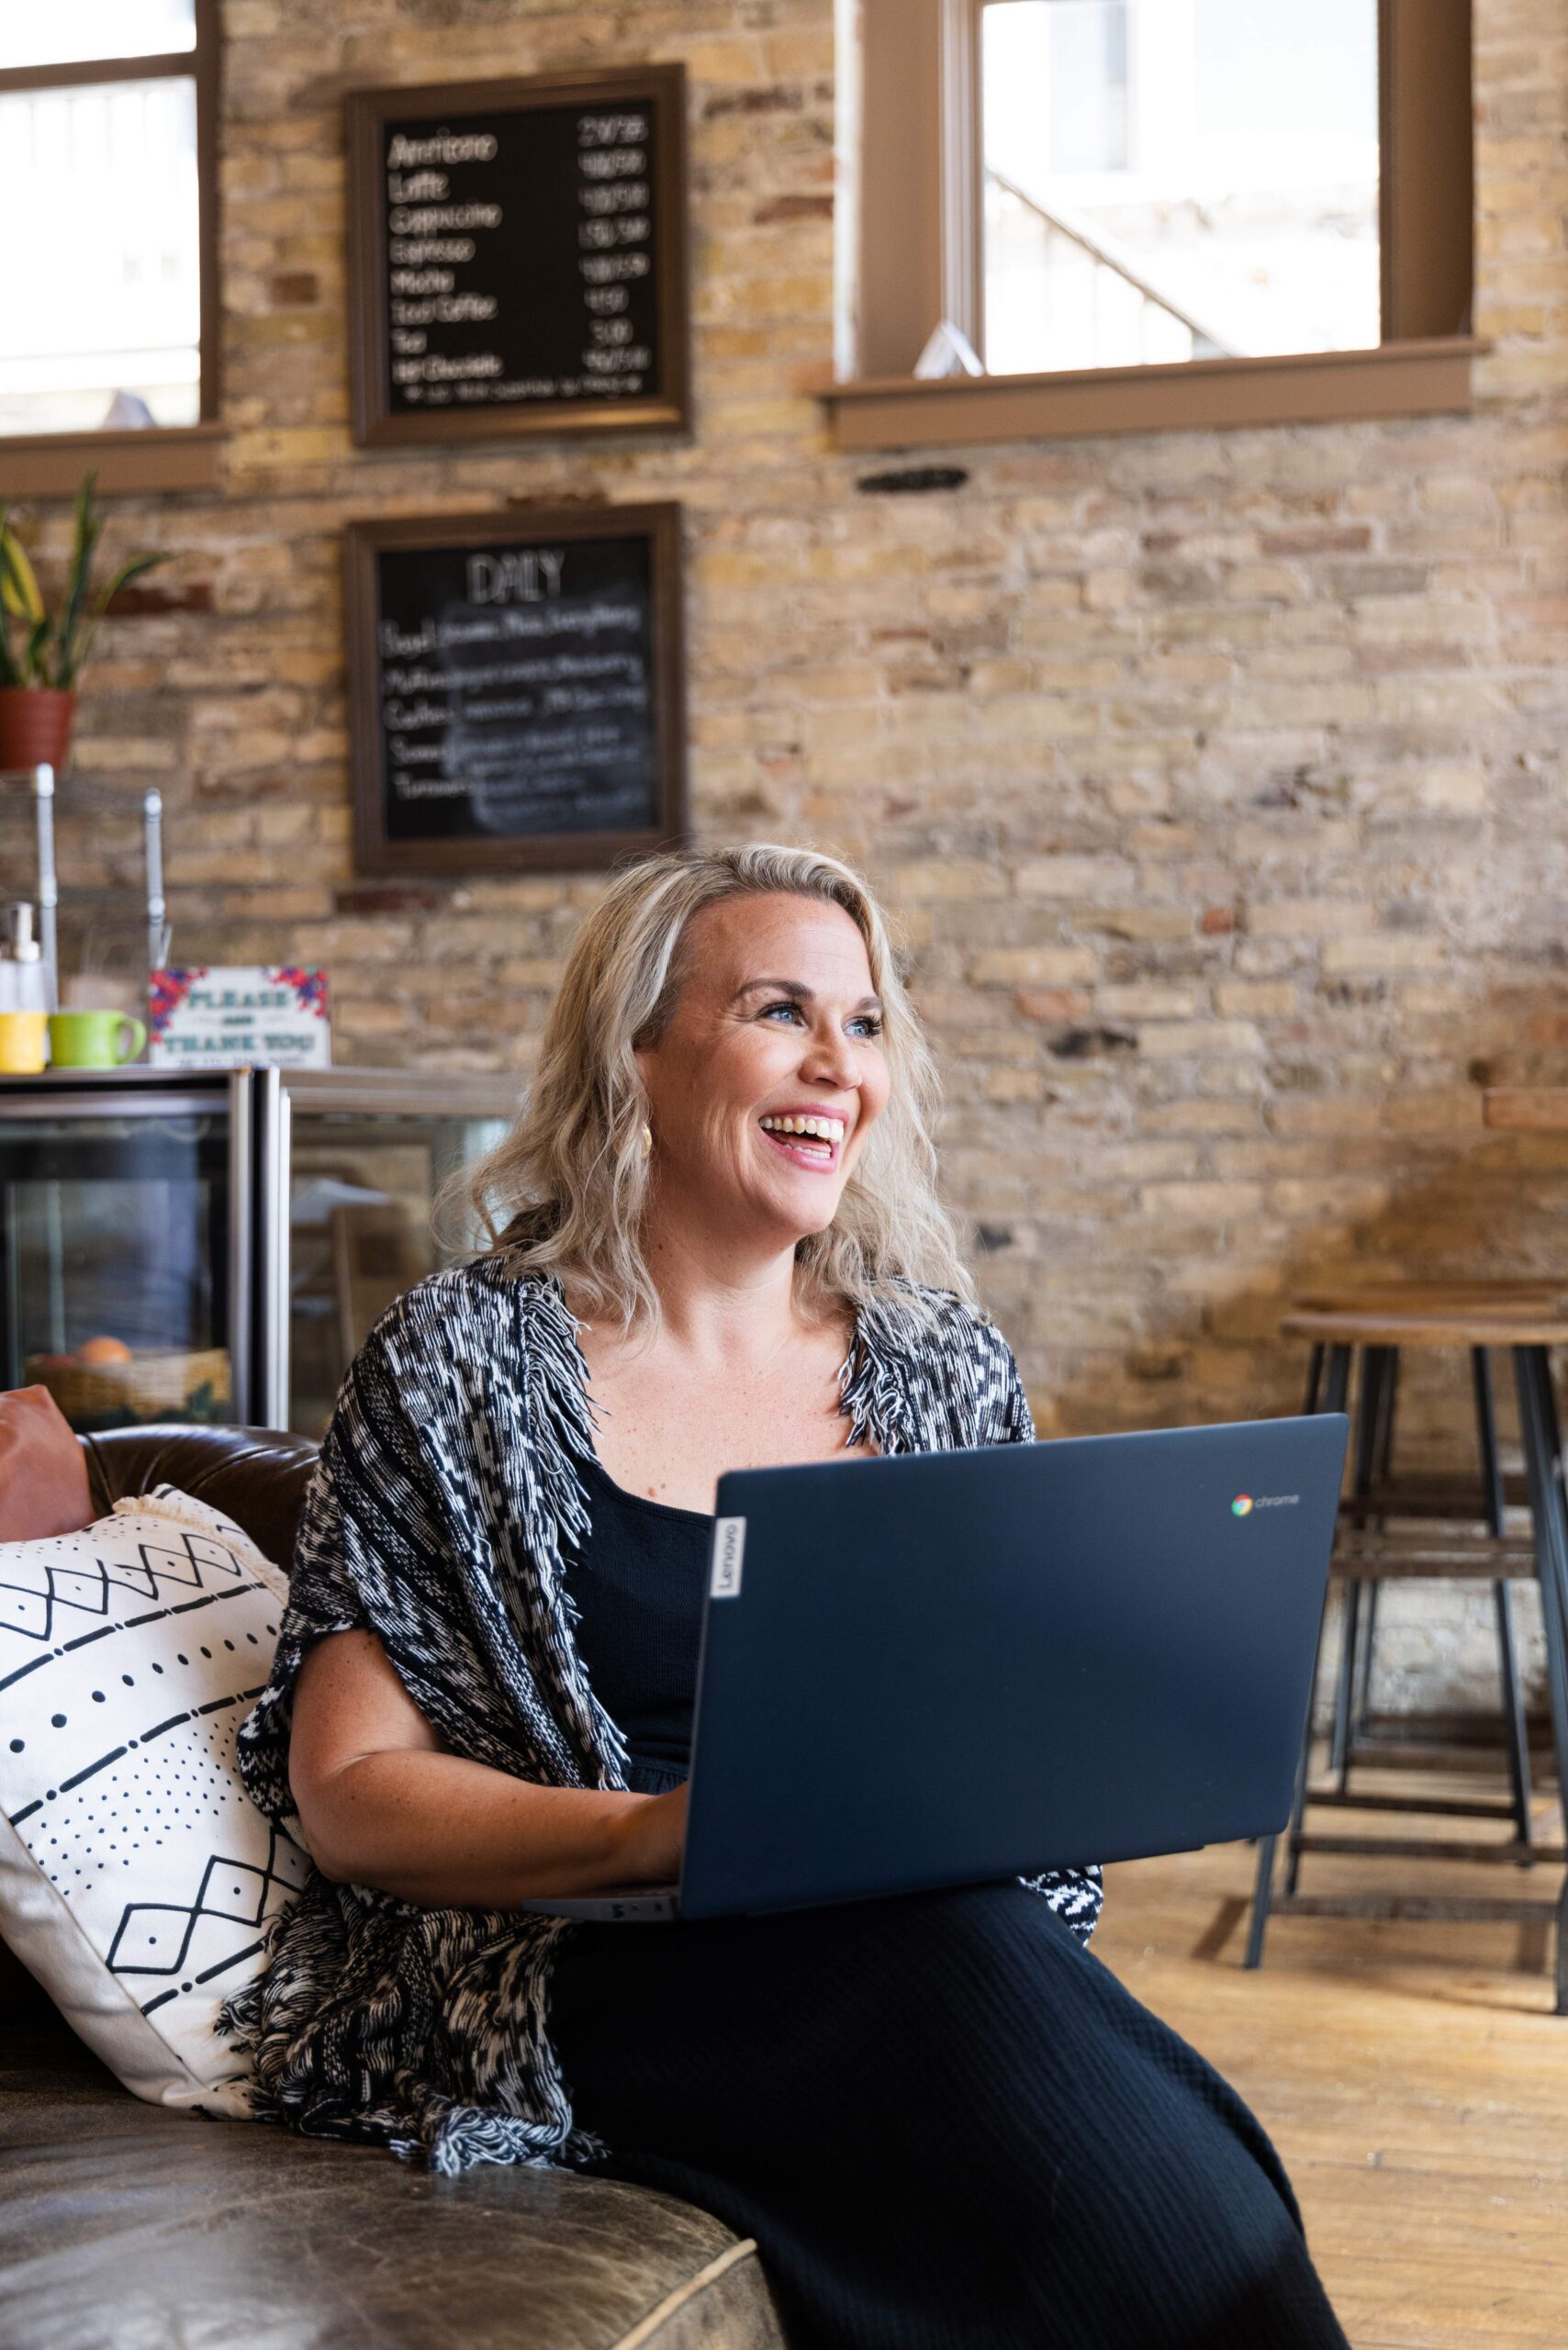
[
  {"x1": 0, "y1": 2020, "x2": 789, "y2": 2350},
  {"x1": 0, "y1": 1388, "x2": 92, "y2": 1542},
  {"x1": 81, "y1": 1422, "x2": 319, "y2": 1574}
]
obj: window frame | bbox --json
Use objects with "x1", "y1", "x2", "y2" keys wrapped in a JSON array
[
  {"x1": 828, "y1": 0, "x2": 1479, "y2": 449},
  {"x1": 0, "y1": 0, "x2": 223, "y2": 495}
]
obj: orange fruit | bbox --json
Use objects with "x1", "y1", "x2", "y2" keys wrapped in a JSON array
[{"x1": 77, "y1": 1336, "x2": 133, "y2": 1364}]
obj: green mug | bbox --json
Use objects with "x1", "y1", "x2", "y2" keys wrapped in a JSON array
[{"x1": 47, "y1": 1009, "x2": 148, "y2": 1069}]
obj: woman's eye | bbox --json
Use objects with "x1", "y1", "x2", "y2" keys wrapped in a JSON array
[{"x1": 758, "y1": 1001, "x2": 882, "y2": 1039}]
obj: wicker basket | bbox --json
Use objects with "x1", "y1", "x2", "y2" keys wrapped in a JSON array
[{"x1": 26, "y1": 1348, "x2": 232, "y2": 1429}]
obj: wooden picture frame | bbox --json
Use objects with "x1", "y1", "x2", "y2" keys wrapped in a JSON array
[
  {"x1": 344, "y1": 503, "x2": 688, "y2": 877},
  {"x1": 345, "y1": 63, "x2": 690, "y2": 447}
]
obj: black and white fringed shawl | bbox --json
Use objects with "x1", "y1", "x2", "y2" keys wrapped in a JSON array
[{"x1": 230, "y1": 1260, "x2": 1104, "y2": 2176}]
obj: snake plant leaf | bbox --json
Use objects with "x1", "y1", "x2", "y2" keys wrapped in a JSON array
[
  {"x1": 23, "y1": 614, "x2": 52, "y2": 688},
  {"x1": 0, "y1": 505, "x2": 15, "y2": 684},
  {"x1": 59, "y1": 549, "x2": 170, "y2": 688},
  {"x1": 0, "y1": 525, "x2": 45, "y2": 628},
  {"x1": 0, "y1": 531, "x2": 48, "y2": 682},
  {"x1": 99, "y1": 549, "x2": 169, "y2": 607},
  {"x1": 54, "y1": 472, "x2": 105, "y2": 687},
  {"x1": 0, "y1": 472, "x2": 169, "y2": 696}
]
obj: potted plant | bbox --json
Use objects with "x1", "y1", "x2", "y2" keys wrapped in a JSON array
[{"x1": 0, "y1": 474, "x2": 168, "y2": 773}]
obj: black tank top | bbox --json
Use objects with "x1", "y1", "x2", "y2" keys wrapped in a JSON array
[{"x1": 563, "y1": 1451, "x2": 711, "y2": 1796}]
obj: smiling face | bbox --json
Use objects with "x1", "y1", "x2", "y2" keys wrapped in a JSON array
[{"x1": 634, "y1": 890, "x2": 891, "y2": 1259}]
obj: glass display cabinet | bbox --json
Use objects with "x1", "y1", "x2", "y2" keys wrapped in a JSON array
[
  {"x1": 267, "y1": 1069, "x2": 511, "y2": 1437},
  {"x1": 0, "y1": 1067, "x2": 514, "y2": 1439}
]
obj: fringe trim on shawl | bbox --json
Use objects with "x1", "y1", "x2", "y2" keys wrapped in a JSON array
[{"x1": 219, "y1": 1875, "x2": 602, "y2": 2174}]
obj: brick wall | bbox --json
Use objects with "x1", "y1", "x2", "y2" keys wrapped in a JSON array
[{"x1": 21, "y1": 0, "x2": 1568, "y2": 1709}]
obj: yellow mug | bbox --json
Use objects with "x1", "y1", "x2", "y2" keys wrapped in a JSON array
[{"x1": 0, "y1": 1011, "x2": 49, "y2": 1073}]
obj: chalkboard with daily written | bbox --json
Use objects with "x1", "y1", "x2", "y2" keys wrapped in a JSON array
[
  {"x1": 344, "y1": 505, "x2": 688, "y2": 874},
  {"x1": 345, "y1": 65, "x2": 689, "y2": 446}
]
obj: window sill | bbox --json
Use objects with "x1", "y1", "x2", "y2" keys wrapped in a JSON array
[
  {"x1": 820, "y1": 338, "x2": 1486, "y2": 452},
  {"x1": 0, "y1": 422, "x2": 226, "y2": 498}
]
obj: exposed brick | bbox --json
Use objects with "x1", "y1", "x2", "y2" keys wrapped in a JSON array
[
  {"x1": 1139, "y1": 1181, "x2": 1266, "y2": 1221},
  {"x1": 1248, "y1": 901, "x2": 1375, "y2": 938},
  {"x1": 968, "y1": 948, "x2": 1099, "y2": 986},
  {"x1": 752, "y1": 194, "x2": 834, "y2": 223},
  {"x1": 1215, "y1": 980, "x2": 1297, "y2": 1017},
  {"x1": 1137, "y1": 1021, "x2": 1264, "y2": 1059},
  {"x1": 1258, "y1": 526, "x2": 1374, "y2": 556},
  {"x1": 1015, "y1": 989, "x2": 1093, "y2": 1024},
  {"x1": 1320, "y1": 935, "x2": 1446, "y2": 976},
  {"x1": 1015, "y1": 856, "x2": 1136, "y2": 899}
]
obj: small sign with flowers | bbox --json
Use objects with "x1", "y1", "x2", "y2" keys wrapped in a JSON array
[{"x1": 149, "y1": 967, "x2": 330, "y2": 1069}]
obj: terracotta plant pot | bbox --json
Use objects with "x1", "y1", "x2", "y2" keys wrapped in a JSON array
[{"x1": 0, "y1": 688, "x2": 76, "y2": 775}]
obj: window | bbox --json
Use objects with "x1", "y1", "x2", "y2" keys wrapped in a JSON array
[
  {"x1": 0, "y1": 0, "x2": 220, "y2": 490},
  {"x1": 983, "y1": 0, "x2": 1380, "y2": 375},
  {"x1": 834, "y1": 0, "x2": 1475, "y2": 448}
]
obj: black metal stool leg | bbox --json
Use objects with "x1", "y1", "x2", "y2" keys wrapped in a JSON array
[
  {"x1": 1351, "y1": 1349, "x2": 1400, "y2": 1740},
  {"x1": 1376, "y1": 1347, "x2": 1401, "y2": 1480},
  {"x1": 1330, "y1": 1583, "x2": 1362, "y2": 1791},
  {"x1": 1332, "y1": 1345, "x2": 1387, "y2": 1791},
  {"x1": 1529, "y1": 1354, "x2": 1568, "y2": 2011},
  {"x1": 1295, "y1": 1345, "x2": 1353, "y2": 1878},
  {"x1": 1282, "y1": 1662, "x2": 1317, "y2": 1899},
  {"x1": 1352, "y1": 1583, "x2": 1381, "y2": 1740},
  {"x1": 1495, "y1": 1584, "x2": 1535, "y2": 1862},
  {"x1": 1250, "y1": 1344, "x2": 1351, "y2": 1967},
  {"x1": 1474, "y1": 1347, "x2": 1535, "y2": 1856},
  {"x1": 1244, "y1": 1836, "x2": 1276, "y2": 1969},
  {"x1": 1510, "y1": 1346, "x2": 1568, "y2": 2011},
  {"x1": 1305, "y1": 1343, "x2": 1325, "y2": 1416}
]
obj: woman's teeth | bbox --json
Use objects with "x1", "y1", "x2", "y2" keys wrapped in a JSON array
[{"x1": 759, "y1": 1113, "x2": 845, "y2": 1146}]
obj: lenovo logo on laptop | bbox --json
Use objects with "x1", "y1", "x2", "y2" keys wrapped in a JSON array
[
  {"x1": 711, "y1": 1516, "x2": 746, "y2": 1597},
  {"x1": 1230, "y1": 1493, "x2": 1301, "y2": 1516}
]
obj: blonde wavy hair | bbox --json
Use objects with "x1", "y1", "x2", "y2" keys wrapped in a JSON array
[{"x1": 466, "y1": 842, "x2": 972, "y2": 1330}]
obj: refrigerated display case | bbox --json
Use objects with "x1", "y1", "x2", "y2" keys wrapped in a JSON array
[
  {"x1": 0, "y1": 1067, "x2": 515, "y2": 1438},
  {"x1": 264, "y1": 1069, "x2": 512, "y2": 1436}
]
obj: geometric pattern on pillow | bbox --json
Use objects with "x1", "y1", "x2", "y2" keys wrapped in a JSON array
[{"x1": 0, "y1": 1487, "x2": 308, "y2": 2117}]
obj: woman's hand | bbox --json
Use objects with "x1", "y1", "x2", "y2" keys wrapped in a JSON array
[{"x1": 613, "y1": 1780, "x2": 689, "y2": 1885}]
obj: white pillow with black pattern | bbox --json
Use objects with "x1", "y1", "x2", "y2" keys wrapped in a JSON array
[{"x1": 0, "y1": 1485, "x2": 308, "y2": 2116}]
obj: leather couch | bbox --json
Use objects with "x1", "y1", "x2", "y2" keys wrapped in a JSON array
[{"x1": 0, "y1": 1426, "x2": 788, "y2": 2350}]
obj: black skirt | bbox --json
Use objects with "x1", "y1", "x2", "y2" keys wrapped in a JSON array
[{"x1": 550, "y1": 1877, "x2": 1350, "y2": 2350}]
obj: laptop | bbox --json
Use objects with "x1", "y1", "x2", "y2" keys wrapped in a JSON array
[{"x1": 520, "y1": 1412, "x2": 1349, "y2": 1922}]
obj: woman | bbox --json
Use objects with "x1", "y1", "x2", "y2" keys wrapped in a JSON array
[{"x1": 233, "y1": 843, "x2": 1349, "y2": 2350}]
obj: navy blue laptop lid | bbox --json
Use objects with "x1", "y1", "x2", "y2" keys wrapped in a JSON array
[{"x1": 678, "y1": 1414, "x2": 1348, "y2": 1919}]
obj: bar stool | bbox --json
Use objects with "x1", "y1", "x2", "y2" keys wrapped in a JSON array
[{"x1": 1245, "y1": 1282, "x2": 1568, "y2": 2009}]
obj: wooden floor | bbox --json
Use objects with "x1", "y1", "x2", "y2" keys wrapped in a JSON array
[{"x1": 1094, "y1": 1777, "x2": 1568, "y2": 2349}]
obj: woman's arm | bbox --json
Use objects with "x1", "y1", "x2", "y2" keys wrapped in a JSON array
[{"x1": 288, "y1": 1628, "x2": 686, "y2": 1906}]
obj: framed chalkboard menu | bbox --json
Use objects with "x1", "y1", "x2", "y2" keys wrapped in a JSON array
[
  {"x1": 344, "y1": 503, "x2": 688, "y2": 875},
  {"x1": 345, "y1": 65, "x2": 689, "y2": 446}
]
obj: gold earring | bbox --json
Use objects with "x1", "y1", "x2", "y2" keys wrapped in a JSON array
[{"x1": 640, "y1": 1121, "x2": 653, "y2": 1158}]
